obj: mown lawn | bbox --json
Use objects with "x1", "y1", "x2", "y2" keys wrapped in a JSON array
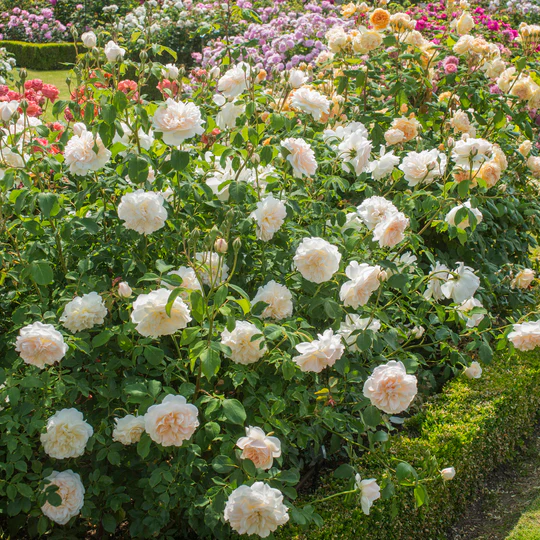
[{"x1": 507, "y1": 494, "x2": 540, "y2": 540}]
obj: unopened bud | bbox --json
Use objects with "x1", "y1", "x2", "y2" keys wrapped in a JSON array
[
  {"x1": 118, "y1": 281, "x2": 133, "y2": 298},
  {"x1": 233, "y1": 238, "x2": 242, "y2": 253},
  {"x1": 214, "y1": 238, "x2": 228, "y2": 254}
]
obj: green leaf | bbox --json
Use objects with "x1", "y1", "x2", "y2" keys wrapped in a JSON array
[
  {"x1": 102, "y1": 514, "x2": 117, "y2": 533},
  {"x1": 363, "y1": 405, "x2": 382, "y2": 428},
  {"x1": 213, "y1": 285, "x2": 229, "y2": 308},
  {"x1": 201, "y1": 347, "x2": 221, "y2": 379},
  {"x1": 92, "y1": 330, "x2": 114, "y2": 348},
  {"x1": 37, "y1": 192, "x2": 60, "y2": 218},
  {"x1": 229, "y1": 181, "x2": 247, "y2": 203},
  {"x1": 334, "y1": 464, "x2": 355, "y2": 479},
  {"x1": 171, "y1": 150, "x2": 190, "y2": 171},
  {"x1": 479, "y1": 343, "x2": 493, "y2": 363},
  {"x1": 396, "y1": 462, "x2": 417, "y2": 483},
  {"x1": 414, "y1": 484, "x2": 427, "y2": 508},
  {"x1": 190, "y1": 291, "x2": 205, "y2": 323},
  {"x1": 212, "y1": 455, "x2": 237, "y2": 473},
  {"x1": 17, "y1": 483, "x2": 33, "y2": 499},
  {"x1": 137, "y1": 433, "x2": 152, "y2": 459},
  {"x1": 166, "y1": 287, "x2": 183, "y2": 317},
  {"x1": 30, "y1": 261, "x2": 54, "y2": 286},
  {"x1": 222, "y1": 399, "x2": 246, "y2": 425}
]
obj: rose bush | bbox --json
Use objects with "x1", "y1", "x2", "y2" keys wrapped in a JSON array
[{"x1": 1, "y1": 3, "x2": 540, "y2": 538}]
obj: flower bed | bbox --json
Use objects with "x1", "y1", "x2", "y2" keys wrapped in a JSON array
[
  {"x1": 0, "y1": 4, "x2": 540, "y2": 540},
  {"x1": 277, "y1": 349, "x2": 540, "y2": 539}
]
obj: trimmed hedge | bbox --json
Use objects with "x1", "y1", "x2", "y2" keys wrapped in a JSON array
[
  {"x1": 280, "y1": 351, "x2": 540, "y2": 540},
  {"x1": 1, "y1": 41, "x2": 78, "y2": 70}
]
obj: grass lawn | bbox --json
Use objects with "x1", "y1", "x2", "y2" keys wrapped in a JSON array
[{"x1": 507, "y1": 494, "x2": 540, "y2": 540}]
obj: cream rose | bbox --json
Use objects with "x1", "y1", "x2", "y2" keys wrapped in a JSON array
[
  {"x1": 164, "y1": 266, "x2": 203, "y2": 300},
  {"x1": 15, "y1": 322, "x2": 68, "y2": 369},
  {"x1": 290, "y1": 87, "x2": 330, "y2": 121},
  {"x1": 250, "y1": 194, "x2": 287, "y2": 241},
  {"x1": 372, "y1": 211, "x2": 410, "y2": 248},
  {"x1": 508, "y1": 321, "x2": 540, "y2": 351},
  {"x1": 293, "y1": 237, "x2": 341, "y2": 283},
  {"x1": 355, "y1": 474, "x2": 381, "y2": 515},
  {"x1": 144, "y1": 394, "x2": 199, "y2": 447},
  {"x1": 511, "y1": 269, "x2": 535, "y2": 289},
  {"x1": 152, "y1": 98, "x2": 205, "y2": 145},
  {"x1": 41, "y1": 408, "x2": 93, "y2": 459},
  {"x1": 338, "y1": 314, "x2": 381, "y2": 351},
  {"x1": 281, "y1": 137, "x2": 318, "y2": 178},
  {"x1": 463, "y1": 361, "x2": 482, "y2": 379},
  {"x1": 218, "y1": 63, "x2": 251, "y2": 98},
  {"x1": 236, "y1": 426, "x2": 281, "y2": 470},
  {"x1": 60, "y1": 292, "x2": 108, "y2": 333},
  {"x1": 441, "y1": 262, "x2": 480, "y2": 303},
  {"x1": 221, "y1": 321, "x2": 267, "y2": 365},
  {"x1": 293, "y1": 329, "x2": 344, "y2": 373},
  {"x1": 112, "y1": 415, "x2": 146, "y2": 445},
  {"x1": 131, "y1": 288, "x2": 192, "y2": 337},
  {"x1": 441, "y1": 467, "x2": 456, "y2": 481},
  {"x1": 118, "y1": 190, "x2": 168, "y2": 235},
  {"x1": 195, "y1": 251, "x2": 229, "y2": 286},
  {"x1": 357, "y1": 196, "x2": 398, "y2": 230},
  {"x1": 64, "y1": 123, "x2": 111, "y2": 176},
  {"x1": 41, "y1": 470, "x2": 85, "y2": 525},
  {"x1": 339, "y1": 261, "x2": 381, "y2": 309},
  {"x1": 252, "y1": 281, "x2": 293, "y2": 320},
  {"x1": 363, "y1": 360, "x2": 417, "y2": 414}
]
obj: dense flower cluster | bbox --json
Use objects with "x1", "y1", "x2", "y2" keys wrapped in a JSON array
[{"x1": 0, "y1": 7, "x2": 70, "y2": 42}]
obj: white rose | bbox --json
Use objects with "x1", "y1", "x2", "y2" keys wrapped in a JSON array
[
  {"x1": 456, "y1": 11, "x2": 474, "y2": 34},
  {"x1": 221, "y1": 321, "x2": 267, "y2": 365},
  {"x1": 508, "y1": 321, "x2": 540, "y2": 351},
  {"x1": 162, "y1": 63, "x2": 179, "y2": 79},
  {"x1": 144, "y1": 394, "x2": 199, "y2": 447},
  {"x1": 357, "y1": 196, "x2": 398, "y2": 230},
  {"x1": 339, "y1": 261, "x2": 381, "y2": 309},
  {"x1": 250, "y1": 194, "x2": 287, "y2": 241},
  {"x1": 293, "y1": 329, "x2": 344, "y2": 373},
  {"x1": 118, "y1": 281, "x2": 133, "y2": 298},
  {"x1": 195, "y1": 251, "x2": 229, "y2": 286},
  {"x1": 339, "y1": 131, "x2": 372, "y2": 176},
  {"x1": 323, "y1": 122, "x2": 368, "y2": 145},
  {"x1": 463, "y1": 361, "x2": 482, "y2": 379},
  {"x1": 457, "y1": 297, "x2": 485, "y2": 328},
  {"x1": 355, "y1": 474, "x2": 381, "y2": 515},
  {"x1": 293, "y1": 237, "x2": 341, "y2": 283},
  {"x1": 252, "y1": 281, "x2": 293, "y2": 320},
  {"x1": 373, "y1": 211, "x2": 409, "y2": 248},
  {"x1": 518, "y1": 141, "x2": 532, "y2": 157},
  {"x1": 281, "y1": 137, "x2": 317, "y2": 178},
  {"x1": 445, "y1": 200, "x2": 483, "y2": 229},
  {"x1": 217, "y1": 62, "x2": 251, "y2": 98},
  {"x1": 511, "y1": 269, "x2": 535, "y2": 289},
  {"x1": 104, "y1": 40, "x2": 126, "y2": 62},
  {"x1": 0, "y1": 100, "x2": 19, "y2": 121},
  {"x1": 441, "y1": 262, "x2": 480, "y2": 303},
  {"x1": 164, "y1": 266, "x2": 203, "y2": 300},
  {"x1": 112, "y1": 415, "x2": 146, "y2": 445},
  {"x1": 131, "y1": 288, "x2": 191, "y2": 337},
  {"x1": 118, "y1": 190, "x2": 167, "y2": 235},
  {"x1": 384, "y1": 128, "x2": 405, "y2": 145},
  {"x1": 60, "y1": 292, "x2": 108, "y2": 333},
  {"x1": 41, "y1": 470, "x2": 85, "y2": 525},
  {"x1": 236, "y1": 426, "x2": 281, "y2": 470},
  {"x1": 41, "y1": 408, "x2": 93, "y2": 459},
  {"x1": 216, "y1": 101, "x2": 245, "y2": 129},
  {"x1": 363, "y1": 360, "x2": 417, "y2": 414},
  {"x1": 64, "y1": 124, "x2": 111, "y2": 176},
  {"x1": 440, "y1": 467, "x2": 456, "y2": 481},
  {"x1": 368, "y1": 146, "x2": 400, "y2": 180},
  {"x1": 451, "y1": 137, "x2": 493, "y2": 172},
  {"x1": 15, "y1": 322, "x2": 68, "y2": 369},
  {"x1": 224, "y1": 482, "x2": 289, "y2": 537},
  {"x1": 152, "y1": 98, "x2": 205, "y2": 145},
  {"x1": 528, "y1": 156, "x2": 540, "y2": 178},
  {"x1": 81, "y1": 31, "x2": 96, "y2": 48},
  {"x1": 288, "y1": 69, "x2": 308, "y2": 88},
  {"x1": 290, "y1": 86, "x2": 330, "y2": 121},
  {"x1": 352, "y1": 28, "x2": 383, "y2": 54},
  {"x1": 325, "y1": 25, "x2": 348, "y2": 52},
  {"x1": 411, "y1": 325, "x2": 425, "y2": 339},
  {"x1": 453, "y1": 34, "x2": 474, "y2": 54},
  {"x1": 398, "y1": 149, "x2": 446, "y2": 186},
  {"x1": 424, "y1": 263, "x2": 450, "y2": 301},
  {"x1": 338, "y1": 314, "x2": 381, "y2": 351}
]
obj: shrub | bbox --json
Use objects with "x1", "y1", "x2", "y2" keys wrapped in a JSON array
[
  {"x1": 280, "y1": 350, "x2": 540, "y2": 539},
  {"x1": 0, "y1": 40, "x2": 77, "y2": 70}
]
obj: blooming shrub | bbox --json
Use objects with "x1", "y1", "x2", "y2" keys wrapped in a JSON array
[
  {"x1": 1, "y1": 6, "x2": 540, "y2": 540},
  {"x1": 0, "y1": 6, "x2": 70, "y2": 42}
]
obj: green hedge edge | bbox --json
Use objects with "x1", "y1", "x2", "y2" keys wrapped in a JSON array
[
  {"x1": 0, "y1": 41, "x2": 78, "y2": 71},
  {"x1": 280, "y1": 350, "x2": 540, "y2": 540}
]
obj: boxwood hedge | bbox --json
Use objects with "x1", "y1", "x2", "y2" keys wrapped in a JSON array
[
  {"x1": 280, "y1": 350, "x2": 540, "y2": 540},
  {"x1": 1, "y1": 41, "x2": 78, "y2": 70}
]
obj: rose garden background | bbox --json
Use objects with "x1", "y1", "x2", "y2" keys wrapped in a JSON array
[{"x1": 0, "y1": 0, "x2": 540, "y2": 538}]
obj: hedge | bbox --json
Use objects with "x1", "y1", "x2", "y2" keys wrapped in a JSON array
[
  {"x1": 1, "y1": 41, "x2": 78, "y2": 71},
  {"x1": 279, "y1": 350, "x2": 540, "y2": 540}
]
